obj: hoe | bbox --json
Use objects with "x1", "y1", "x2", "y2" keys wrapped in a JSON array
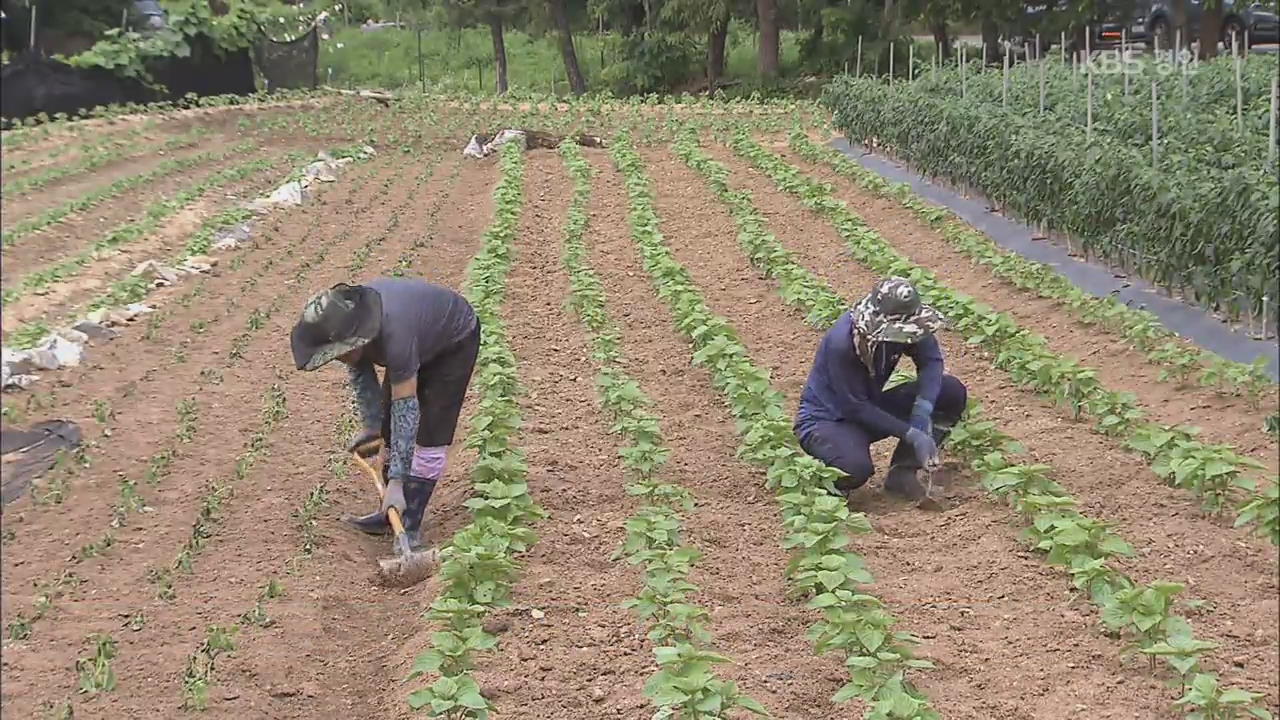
[{"x1": 351, "y1": 442, "x2": 438, "y2": 587}]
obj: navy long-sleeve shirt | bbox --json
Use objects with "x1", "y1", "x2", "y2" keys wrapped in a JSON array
[{"x1": 796, "y1": 311, "x2": 944, "y2": 439}]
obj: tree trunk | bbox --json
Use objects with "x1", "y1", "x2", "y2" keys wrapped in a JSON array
[
  {"x1": 756, "y1": 0, "x2": 780, "y2": 77},
  {"x1": 980, "y1": 13, "x2": 999, "y2": 64},
  {"x1": 930, "y1": 18, "x2": 951, "y2": 59},
  {"x1": 488, "y1": 15, "x2": 509, "y2": 94},
  {"x1": 1198, "y1": 0, "x2": 1221, "y2": 59},
  {"x1": 707, "y1": 4, "x2": 730, "y2": 93},
  {"x1": 548, "y1": 0, "x2": 586, "y2": 94}
]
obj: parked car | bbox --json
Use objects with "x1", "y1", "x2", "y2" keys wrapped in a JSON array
[{"x1": 1143, "y1": 0, "x2": 1279, "y2": 48}]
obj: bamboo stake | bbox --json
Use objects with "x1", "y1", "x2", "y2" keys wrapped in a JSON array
[
  {"x1": 1122, "y1": 28, "x2": 1130, "y2": 96},
  {"x1": 890, "y1": 41, "x2": 895, "y2": 84},
  {"x1": 961, "y1": 43, "x2": 967, "y2": 98},
  {"x1": 909, "y1": 42, "x2": 914, "y2": 82},
  {"x1": 1151, "y1": 78, "x2": 1160, "y2": 167},
  {"x1": 1003, "y1": 45, "x2": 1009, "y2": 109},
  {"x1": 857, "y1": 35, "x2": 863, "y2": 77},
  {"x1": 1234, "y1": 33, "x2": 1244, "y2": 135},
  {"x1": 1087, "y1": 66, "x2": 1094, "y2": 140},
  {"x1": 1060, "y1": 31, "x2": 1066, "y2": 64},
  {"x1": 1039, "y1": 57, "x2": 1047, "y2": 114},
  {"x1": 1270, "y1": 75, "x2": 1278, "y2": 165}
]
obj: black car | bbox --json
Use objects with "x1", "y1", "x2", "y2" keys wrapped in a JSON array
[{"x1": 1143, "y1": 0, "x2": 1279, "y2": 47}]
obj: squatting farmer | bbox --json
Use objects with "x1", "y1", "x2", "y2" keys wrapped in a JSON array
[
  {"x1": 795, "y1": 277, "x2": 967, "y2": 501},
  {"x1": 289, "y1": 278, "x2": 480, "y2": 548}
]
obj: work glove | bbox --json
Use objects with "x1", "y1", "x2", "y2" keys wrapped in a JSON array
[
  {"x1": 909, "y1": 397, "x2": 934, "y2": 436},
  {"x1": 904, "y1": 427, "x2": 939, "y2": 469},
  {"x1": 348, "y1": 428, "x2": 382, "y2": 458},
  {"x1": 381, "y1": 475, "x2": 408, "y2": 514}
]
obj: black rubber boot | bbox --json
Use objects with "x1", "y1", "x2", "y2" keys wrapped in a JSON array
[
  {"x1": 399, "y1": 476, "x2": 437, "y2": 549},
  {"x1": 343, "y1": 507, "x2": 392, "y2": 535},
  {"x1": 342, "y1": 476, "x2": 438, "y2": 538}
]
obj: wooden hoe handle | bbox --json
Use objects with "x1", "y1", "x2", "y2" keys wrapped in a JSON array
[{"x1": 351, "y1": 451, "x2": 409, "y2": 538}]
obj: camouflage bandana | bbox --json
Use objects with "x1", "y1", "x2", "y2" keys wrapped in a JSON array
[{"x1": 850, "y1": 277, "x2": 946, "y2": 371}]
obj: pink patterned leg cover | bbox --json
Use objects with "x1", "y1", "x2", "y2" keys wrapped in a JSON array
[{"x1": 410, "y1": 445, "x2": 449, "y2": 480}]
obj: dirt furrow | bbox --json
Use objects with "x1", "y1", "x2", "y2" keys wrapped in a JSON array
[
  {"x1": 0, "y1": 156, "x2": 435, "y2": 719},
  {"x1": 773, "y1": 141, "x2": 1279, "y2": 467},
  {"x1": 0, "y1": 159, "x2": 397, "y2": 591},
  {"x1": 86, "y1": 148, "x2": 473, "y2": 718},
  {"x1": 705, "y1": 144, "x2": 1280, "y2": 709},
  {"x1": 189, "y1": 154, "x2": 503, "y2": 720},
  {"x1": 411, "y1": 151, "x2": 648, "y2": 718},
  {"x1": 0, "y1": 130, "x2": 339, "y2": 284},
  {"x1": 581, "y1": 150, "x2": 853, "y2": 718},
  {"x1": 0, "y1": 148, "x2": 305, "y2": 337}
]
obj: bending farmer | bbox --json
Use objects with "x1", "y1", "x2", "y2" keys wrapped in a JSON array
[
  {"x1": 290, "y1": 278, "x2": 480, "y2": 548},
  {"x1": 795, "y1": 277, "x2": 967, "y2": 501}
]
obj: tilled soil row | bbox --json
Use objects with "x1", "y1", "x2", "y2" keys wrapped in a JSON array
[
  {"x1": 71, "y1": 152, "x2": 473, "y2": 720},
  {"x1": 0, "y1": 158, "x2": 399, "y2": 592},
  {"x1": 1, "y1": 129, "x2": 225, "y2": 222},
  {"x1": 188, "y1": 155, "x2": 501, "y2": 720},
  {"x1": 0, "y1": 127, "x2": 352, "y2": 284},
  {"x1": 572, "y1": 151, "x2": 854, "y2": 718},
  {"x1": 446, "y1": 152, "x2": 654, "y2": 718},
  {"x1": 0, "y1": 146, "x2": 311, "y2": 337},
  {"x1": 697, "y1": 145, "x2": 1280, "y2": 710},
  {"x1": 772, "y1": 141, "x2": 1280, "y2": 468},
  {"x1": 0, "y1": 139, "x2": 270, "y2": 290},
  {"x1": 0, "y1": 150, "x2": 458, "y2": 719}
]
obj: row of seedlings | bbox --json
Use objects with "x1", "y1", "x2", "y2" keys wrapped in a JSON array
[
  {"x1": 559, "y1": 142, "x2": 769, "y2": 717},
  {"x1": 1, "y1": 127, "x2": 211, "y2": 198},
  {"x1": 679, "y1": 132, "x2": 1274, "y2": 719},
  {"x1": 2, "y1": 148, "x2": 235, "y2": 249},
  {"x1": 1, "y1": 140, "x2": 262, "y2": 308},
  {"x1": 405, "y1": 142, "x2": 542, "y2": 717},
  {"x1": 786, "y1": 132, "x2": 1275, "y2": 403},
  {"x1": 613, "y1": 131, "x2": 940, "y2": 719},
  {"x1": 729, "y1": 133, "x2": 1279, "y2": 546}
]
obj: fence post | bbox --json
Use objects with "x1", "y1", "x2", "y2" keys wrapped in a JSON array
[
  {"x1": 417, "y1": 28, "x2": 425, "y2": 94},
  {"x1": 889, "y1": 41, "x2": 895, "y2": 84},
  {"x1": 1039, "y1": 57, "x2": 1047, "y2": 115},
  {"x1": 1122, "y1": 28, "x2": 1130, "y2": 96},
  {"x1": 961, "y1": 43, "x2": 967, "y2": 98},
  {"x1": 1234, "y1": 34, "x2": 1244, "y2": 135},
  {"x1": 1270, "y1": 74, "x2": 1278, "y2": 165},
  {"x1": 1002, "y1": 45, "x2": 1009, "y2": 109},
  {"x1": 856, "y1": 35, "x2": 863, "y2": 77},
  {"x1": 1151, "y1": 78, "x2": 1159, "y2": 167},
  {"x1": 1087, "y1": 64, "x2": 1094, "y2": 140},
  {"x1": 909, "y1": 42, "x2": 914, "y2": 82},
  {"x1": 1060, "y1": 31, "x2": 1066, "y2": 64}
]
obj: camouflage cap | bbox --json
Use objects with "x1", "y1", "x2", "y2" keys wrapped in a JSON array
[
  {"x1": 851, "y1": 277, "x2": 946, "y2": 368},
  {"x1": 289, "y1": 283, "x2": 383, "y2": 371}
]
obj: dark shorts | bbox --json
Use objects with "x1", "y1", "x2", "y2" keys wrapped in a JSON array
[
  {"x1": 796, "y1": 374, "x2": 967, "y2": 488},
  {"x1": 379, "y1": 319, "x2": 481, "y2": 447}
]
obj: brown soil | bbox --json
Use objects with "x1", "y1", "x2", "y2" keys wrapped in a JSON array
[
  {"x1": 697, "y1": 143, "x2": 1280, "y2": 711},
  {"x1": 0, "y1": 149, "x2": 297, "y2": 341},
  {"x1": 0, "y1": 128, "x2": 334, "y2": 284},
  {"x1": 580, "y1": 152, "x2": 854, "y2": 717},
  {"x1": 2, "y1": 105, "x2": 1275, "y2": 720},
  {"x1": 771, "y1": 139, "x2": 1280, "y2": 469}
]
